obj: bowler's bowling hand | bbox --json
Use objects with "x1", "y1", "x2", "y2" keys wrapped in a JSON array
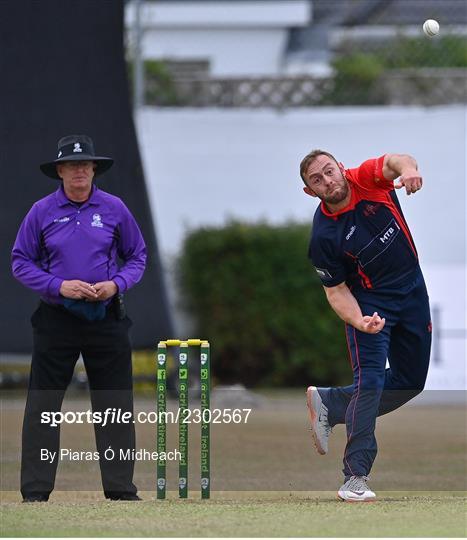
[
  {"x1": 60, "y1": 280, "x2": 98, "y2": 300},
  {"x1": 359, "y1": 312, "x2": 385, "y2": 334},
  {"x1": 93, "y1": 280, "x2": 118, "y2": 301},
  {"x1": 394, "y1": 170, "x2": 423, "y2": 195}
]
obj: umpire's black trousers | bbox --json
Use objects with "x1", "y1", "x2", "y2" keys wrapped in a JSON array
[{"x1": 21, "y1": 301, "x2": 137, "y2": 500}]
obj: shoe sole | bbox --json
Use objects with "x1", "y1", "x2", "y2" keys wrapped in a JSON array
[
  {"x1": 306, "y1": 386, "x2": 326, "y2": 455},
  {"x1": 337, "y1": 492, "x2": 376, "y2": 503}
]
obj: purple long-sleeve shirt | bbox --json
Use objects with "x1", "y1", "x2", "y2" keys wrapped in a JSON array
[{"x1": 12, "y1": 184, "x2": 146, "y2": 304}]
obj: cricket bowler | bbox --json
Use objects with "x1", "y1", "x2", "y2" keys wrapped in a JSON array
[{"x1": 300, "y1": 150, "x2": 431, "y2": 502}]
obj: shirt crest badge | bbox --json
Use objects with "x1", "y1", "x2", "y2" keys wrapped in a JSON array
[
  {"x1": 363, "y1": 203, "x2": 380, "y2": 217},
  {"x1": 91, "y1": 214, "x2": 103, "y2": 228}
]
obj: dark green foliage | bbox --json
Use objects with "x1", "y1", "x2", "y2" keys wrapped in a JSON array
[
  {"x1": 322, "y1": 36, "x2": 467, "y2": 105},
  {"x1": 177, "y1": 221, "x2": 350, "y2": 387},
  {"x1": 144, "y1": 60, "x2": 181, "y2": 105},
  {"x1": 321, "y1": 53, "x2": 385, "y2": 105},
  {"x1": 382, "y1": 36, "x2": 467, "y2": 68},
  {"x1": 127, "y1": 60, "x2": 180, "y2": 105}
]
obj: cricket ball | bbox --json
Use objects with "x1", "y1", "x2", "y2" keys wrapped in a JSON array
[{"x1": 423, "y1": 19, "x2": 440, "y2": 37}]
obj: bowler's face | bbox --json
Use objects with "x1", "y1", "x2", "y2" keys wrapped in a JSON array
[
  {"x1": 56, "y1": 161, "x2": 96, "y2": 191},
  {"x1": 303, "y1": 155, "x2": 349, "y2": 205}
]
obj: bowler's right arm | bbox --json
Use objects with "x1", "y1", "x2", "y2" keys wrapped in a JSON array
[{"x1": 324, "y1": 282, "x2": 385, "y2": 334}]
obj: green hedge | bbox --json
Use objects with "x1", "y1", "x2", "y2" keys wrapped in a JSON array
[
  {"x1": 127, "y1": 59, "x2": 180, "y2": 106},
  {"x1": 321, "y1": 36, "x2": 467, "y2": 105},
  {"x1": 177, "y1": 221, "x2": 350, "y2": 388}
]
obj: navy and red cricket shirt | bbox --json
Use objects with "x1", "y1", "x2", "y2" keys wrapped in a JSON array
[
  {"x1": 309, "y1": 155, "x2": 419, "y2": 292},
  {"x1": 11, "y1": 184, "x2": 146, "y2": 305}
]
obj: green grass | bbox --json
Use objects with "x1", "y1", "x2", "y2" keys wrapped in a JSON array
[
  {"x1": 2, "y1": 392, "x2": 466, "y2": 537},
  {"x1": 1, "y1": 492, "x2": 465, "y2": 537}
]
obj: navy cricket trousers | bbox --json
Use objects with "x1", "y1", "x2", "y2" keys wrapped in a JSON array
[{"x1": 319, "y1": 267, "x2": 431, "y2": 478}]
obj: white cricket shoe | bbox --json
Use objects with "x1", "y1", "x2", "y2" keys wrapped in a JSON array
[
  {"x1": 306, "y1": 386, "x2": 331, "y2": 455},
  {"x1": 337, "y1": 476, "x2": 376, "y2": 502}
]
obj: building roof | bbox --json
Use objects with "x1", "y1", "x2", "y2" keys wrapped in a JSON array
[{"x1": 311, "y1": 0, "x2": 467, "y2": 26}]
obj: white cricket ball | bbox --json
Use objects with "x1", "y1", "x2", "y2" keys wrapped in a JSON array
[{"x1": 423, "y1": 19, "x2": 440, "y2": 37}]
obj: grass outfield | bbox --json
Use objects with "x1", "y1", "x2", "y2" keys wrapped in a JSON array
[
  {"x1": 2, "y1": 392, "x2": 465, "y2": 493},
  {"x1": 1, "y1": 390, "x2": 465, "y2": 536},
  {"x1": 1, "y1": 491, "x2": 465, "y2": 537}
]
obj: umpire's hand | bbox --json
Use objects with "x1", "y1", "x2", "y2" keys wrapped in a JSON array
[
  {"x1": 60, "y1": 280, "x2": 98, "y2": 300},
  {"x1": 93, "y1": 281, "x2": 118, "y2": 301}
]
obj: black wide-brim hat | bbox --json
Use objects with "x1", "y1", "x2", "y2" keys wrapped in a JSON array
[{"x1": 40, "y1": 134, "x2": 113, "y2": 179}]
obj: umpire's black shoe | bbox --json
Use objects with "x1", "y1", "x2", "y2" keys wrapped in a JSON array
[
  {"x1": 107, "y1": 493, "x2": 141, "y2": 501},
  {"x1": 22, "y1": 494, "x2": 49, "y2": 503}
]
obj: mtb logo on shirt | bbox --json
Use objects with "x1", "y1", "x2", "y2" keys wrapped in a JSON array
[
  {"x1": 356, "y1": 219, "x2": 401, "y2": 268},
  {"x1": 91, "y1": 214, "x2": 103, "y2": 228},
  {"x1": 379, "y1": 222, "x2": 399, "y2": 244}
]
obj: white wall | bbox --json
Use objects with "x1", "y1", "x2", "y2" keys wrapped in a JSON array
[
  {"x1": 126, "y1": 1, "x2": 311, "y2": 26},
  {"x1": 135, "y1": 105, "x2": 466, "y2": 390},
  {"x1": 141, "y1": 28, "x2": 289, "y2": 76},
  {"x1": 125, "y1": 1, "x2": 311, "y2": 76},
  {"x1": 136, "y1": 106, "x2": 465, "y2": 264},
  {"x1": 422, "y1": 266, "x2": 465, "y2": 390}
]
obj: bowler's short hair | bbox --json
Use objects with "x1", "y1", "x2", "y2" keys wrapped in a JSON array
[{"x1": 300, "y1": 149, "x2": 338, "y2": 184}]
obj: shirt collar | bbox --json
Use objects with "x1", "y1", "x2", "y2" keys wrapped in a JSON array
[{"x1": 55, "y1": 184, "x2": 99, "y2": 208}]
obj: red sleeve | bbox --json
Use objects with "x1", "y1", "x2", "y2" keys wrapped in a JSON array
[{"x1": 346, "y1": 155, "x2": 394, "y2": 192}]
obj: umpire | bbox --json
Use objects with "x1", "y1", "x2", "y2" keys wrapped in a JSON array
[{"x1": 11, "y1": 135, "x2": 146, "y2": 502}]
